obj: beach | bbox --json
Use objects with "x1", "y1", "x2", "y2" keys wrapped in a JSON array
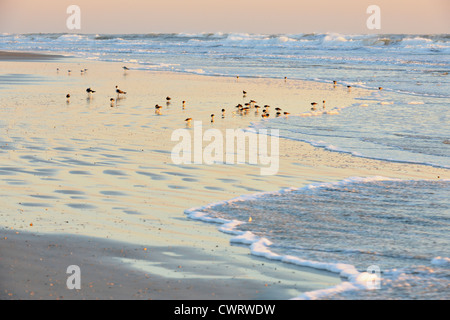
[{"x1": 0, "y1": 51, "x2": 448, "y2": 300}]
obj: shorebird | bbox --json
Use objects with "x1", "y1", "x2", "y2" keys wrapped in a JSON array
[
  {"x1": 155, "y1": 104, "x2": 162, "y2": 114},
  {"x1": 86, "y1": 88, "x2": 96, "y2": 95},
  {"x1": 347, "y1": 85, "x2": 352, "y2": 92},
  {"x1": 333, "y1": 80, "x2": 337, "y2": 86},
  {"x1": 221, "y1": 109, "x2": 226, "y2": 117},
  {"x1": 378, "y1": 87, "x2": 383, "y2": 90},
  {"x1": 283, "y1": 112, "x2": 290, "y2": 116},
  {"x1": 182, "y1": 101, "x2": 186, "y2": 109},
  {"x1": 276, "y1": 112, "x2": 281, "y2": 117},
  {"x1": 211, "y1": 114, "x2": 215, "y2": 123},
  {"x1": 185, "y1": 118, "x2": 192, "y2": 126},
  {"x1": 243, "y1": 90, "x2": 247, "y2": 97},
  {"x1": 115, "y1": 86, "x2": 127, "y2": 96},
  {"x1": 123, "y1": 66, "x2": 130, "y2": 71},
  {"x1": 311, "y1": 102, "x2": 318, "y2": 111},
  {"x1": 254, "y1": 105, "x2": 261, "y2": 112},
  {"x1": 166, "y1": 97, "x2": 171, "y2": 101},
  {"x1": 323, "y1": 100, "x2": 326, "y2": 109},
  {"x1": 110, "y1": 98, "x2": 115, "y2": 107},
  {"x1": 66, "y1": 94, "x2": 70, "y2": 103},
  {"x1": 275, "y1": 107, "x2": 282, "y2": 111}
]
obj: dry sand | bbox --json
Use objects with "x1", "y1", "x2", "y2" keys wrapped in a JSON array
[{"x1": 0, "y1": 53, "x2": 448, "y2": 300}]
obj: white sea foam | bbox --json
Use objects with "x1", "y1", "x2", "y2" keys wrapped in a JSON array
[
  {"x1": 185, "y1": 176, "x2": 407, "y2": 299},
  {"x1": 431, "y1": 257, "x2": 450, "y2": 266},
  {"x1": 408, "y1": 101, "x2": 425, "y2": 105}
]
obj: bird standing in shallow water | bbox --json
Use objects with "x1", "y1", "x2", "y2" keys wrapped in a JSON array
[
  {"x1": 116, "y1": 86, "x2": 127, "y2": 97},
  {"x1": 86, "y1": 88, "x2": 96, "y2": 97}
]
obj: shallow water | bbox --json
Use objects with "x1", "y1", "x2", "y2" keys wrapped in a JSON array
[{"x1": 187, "y1": 178, "x2": 450, "y2": 299}]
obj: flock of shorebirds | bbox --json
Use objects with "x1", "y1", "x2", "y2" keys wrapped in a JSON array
[{"x1": 63, "y1": 67, "x2": 384, "y2": 127}]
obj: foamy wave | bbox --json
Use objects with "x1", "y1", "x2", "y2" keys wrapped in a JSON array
[
  {"x1": 185, "y1": 176, "x2": 403, "y2": 299},
  {"x1": 408, "y1": 101, "x2": 425, "y2": 105},
  {"x1": 431, "y1": 256, "x2": 450, "y2": 266}
]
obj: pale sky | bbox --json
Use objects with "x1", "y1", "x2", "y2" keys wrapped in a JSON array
[{"x1": 0, "y1": 0, "x2": 449, "y2": 34}]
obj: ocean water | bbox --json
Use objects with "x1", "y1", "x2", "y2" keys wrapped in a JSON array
[
  {"x1": 186, "y1": 177, "x2": 450, "y2": 299},
  {"x1": 2, "y1": 33, "x2": 449, "y2": 299}
]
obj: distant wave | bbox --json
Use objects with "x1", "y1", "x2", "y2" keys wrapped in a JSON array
[{"x1": 3, "y1": 33, "x2": 449, "y2": 52}]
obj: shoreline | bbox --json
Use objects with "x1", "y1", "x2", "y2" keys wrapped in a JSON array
[{"x1": 0, "y1": 51, "x2": 448, "y2": 300}]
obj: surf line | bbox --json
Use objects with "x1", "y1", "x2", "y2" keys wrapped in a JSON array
[{"x1": 171, "y1": 121, "x2": 279, "y2": 176}]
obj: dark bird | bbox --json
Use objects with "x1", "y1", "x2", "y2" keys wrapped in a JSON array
[
  {"x1": 86, "y1": 88, "x2": 96, "y2": 94},
  {"x1": 123, "y1": 66, "x2": 130, "y2": 71},
  {"x1": 116, "y1": 86, "x2": 127, "y2": 95}
]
